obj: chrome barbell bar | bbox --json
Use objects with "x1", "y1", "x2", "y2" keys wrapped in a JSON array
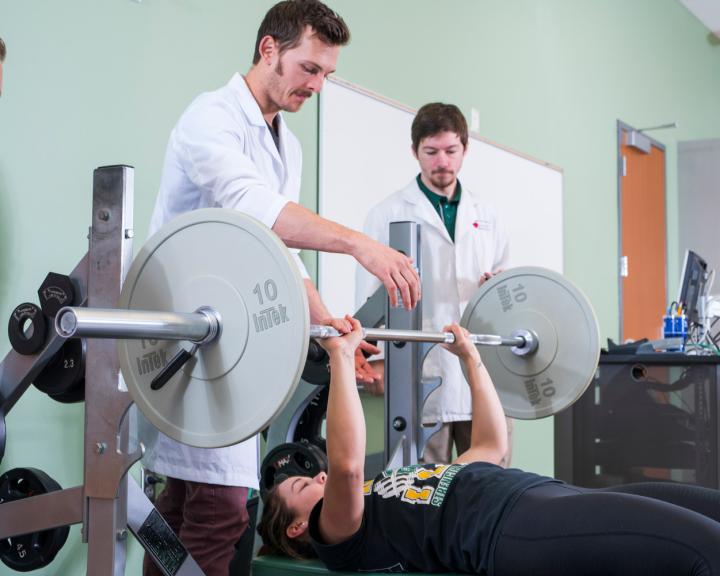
[{"x1": 56, "y1": 306, "x2": 538, "y2": 355}]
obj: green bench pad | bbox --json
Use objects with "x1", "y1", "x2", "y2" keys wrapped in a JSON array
[{"x1": 252, "y1": 555, "x2": 457, "y2": 575}]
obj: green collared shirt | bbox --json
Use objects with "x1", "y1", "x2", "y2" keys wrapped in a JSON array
[{"x1": 417, "y1": 174, "x2": 462, "y2": 242}]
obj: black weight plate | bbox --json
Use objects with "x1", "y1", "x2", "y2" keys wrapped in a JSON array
[
  {"x1": 260, "y1": 440, "x2": 327, "y2": 500},
  {"x1": 0, "y1": 412, "x2": 5, "y2": 468},
  {"x1": 47, "y1": 379, "x2": 86, "y2": 404},
  {"x1": 293, "y1": 386, "x2": 328, "y2": 453},
  {"x1": 7, "y1": 303, "x2": 47, "y2": 356},
  {"x1": 0, "y1": 468, "x2": 70, "y2": 572},
  {"x1": 301, "y1": 339, "x2": 331, "y2": 385},
  {"x1": 33, "y1": 339, "x2": 86, "y2": 403},
  {"x1": 37, "y1": 272, "x2": 77, "y2": 318}
]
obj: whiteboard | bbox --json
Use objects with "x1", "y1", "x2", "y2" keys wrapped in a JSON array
[{"x1": 319, "y1": 77, "x2": 563, "y2": 317}]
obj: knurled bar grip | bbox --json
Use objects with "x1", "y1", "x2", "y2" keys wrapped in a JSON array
[
  {"x1": 56, "y1": 306, "x2": 527, "y2": 348},
  {"x1": 308, "y1": 325, "x2": 525, "y2": 347}
]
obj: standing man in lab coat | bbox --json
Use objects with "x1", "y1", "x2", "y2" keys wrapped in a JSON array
[
  {"x1": 143, "y1": 2, "x2": 420, "y2": 575},
  {"x1": 356, "y1": 102, "x2": 513, "y2": 466}
]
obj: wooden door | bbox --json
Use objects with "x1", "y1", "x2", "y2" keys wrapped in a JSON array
[{"x1": 618, "y1": 121, "x2": 666, "y2": 341}]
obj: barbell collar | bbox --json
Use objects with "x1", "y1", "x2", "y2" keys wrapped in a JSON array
[
  {"x1": 510, "y1": 329, "x2": 538, "y2": 356},
  {"x1": 55, "y1": 306, "x2": 219, "y2": 345}
]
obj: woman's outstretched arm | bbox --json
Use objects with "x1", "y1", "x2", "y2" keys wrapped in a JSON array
[
  {"x1": 442, "y1": 324, "x2": 508, "y2": 466},
  {"x1": 318, "y1": 316, "x2": 367, "y2": 544}
]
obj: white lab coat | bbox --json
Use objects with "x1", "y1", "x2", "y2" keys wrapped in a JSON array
[
  {"x1": 141, "y1": 73, "x2": 308, "y2": 487},
  {"x1": 356, "y1": 178, "x2": 509, "y2": 424}
]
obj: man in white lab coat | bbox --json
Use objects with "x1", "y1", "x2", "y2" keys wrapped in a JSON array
[
  {"x1": 356, "y1": 102, "x2": 512, "y2": 466},
  {"x1": 143, "y1": 2, "x2": 420, "y2": 575}
]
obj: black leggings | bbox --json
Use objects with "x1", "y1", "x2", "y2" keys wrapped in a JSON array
[{"x1": 493, "y1": 482, "x2": 720, "y2": 576}]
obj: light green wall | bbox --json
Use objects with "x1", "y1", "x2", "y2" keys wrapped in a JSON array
[
  {"x1": 311, "y1": 0, "x2": 720, "y2": 474},
  {"x1": 1, "y1": 1, "x2": 719, "y2": 574}
]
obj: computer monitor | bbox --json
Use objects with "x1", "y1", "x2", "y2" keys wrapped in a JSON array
[{"x1": 677, "y1": 249, "x2": 709, "y2": 325}]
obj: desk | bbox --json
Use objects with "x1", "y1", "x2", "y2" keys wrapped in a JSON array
[{"x1": 555, "y1": 353, "x2": 720, "y2": 488}]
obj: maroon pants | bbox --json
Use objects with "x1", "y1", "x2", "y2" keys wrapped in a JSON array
[{"x1": 143, "y1": 477, "x2": 250, "y2": 576}]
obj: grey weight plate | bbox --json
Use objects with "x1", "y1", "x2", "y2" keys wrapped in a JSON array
[
  {"x1": 460, "y1": 267, "x2": 600, "y2": 419},
  {"x1": 118, "y1": 208, "x2": 309, "y2": 448}
]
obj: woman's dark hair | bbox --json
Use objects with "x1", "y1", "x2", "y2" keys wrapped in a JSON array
[
  {"x1": 253, "y1": 0, "x2": 350, "y2": 64},
  {"x1": 257, "y1": 485, "x2": 318, "y2": 560},
  {"x1": 0, "y1": 37, "x2": 6, "y2": 62},
  {"x1": 411, "y1": 102, "x2": 469, "y2": 152}
]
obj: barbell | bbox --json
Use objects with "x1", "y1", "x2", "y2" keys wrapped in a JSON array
[{"x1": 55, "y1": 208, "x2": 600, "y2": 448}]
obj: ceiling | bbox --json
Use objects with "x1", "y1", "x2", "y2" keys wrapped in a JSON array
[{"x1": 679, "y1": 0, "x2": 720, "y2": 38}]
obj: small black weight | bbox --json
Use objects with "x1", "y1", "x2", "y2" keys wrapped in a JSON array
[
  {"x1": 301, "y1": 339, "x2": 376, "y2": 386},
  {"x1": 302, "y1": 339, "x2": 331, "y2": 385},
  {"x1": 33, "y1": 339, "x2": 86, "y2": 403},
  {"x1": 7, "y1": 303, "x2": 47, "y2": 355},
  {"x1": 0, "y1": 411, "x2": 6, "y2": 468},
  {"x1": 293, "y1": 386, "x2": 328, "y2": 453},
  {"x1": 37, "y1": 272, "x2": 77, "y2": 318},
  {"x1": 260, "y1": 440, "x2": 328, "y2": 500},
  {"x1": 0, "y1": 468, "x2": 70, "y2": 572}
]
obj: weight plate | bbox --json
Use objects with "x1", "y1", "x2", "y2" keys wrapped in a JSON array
[
  {"x1": 38, "y1": 272, "x2": 76, "y2": 318},
  {"x1": 0, "y1": 412, "x2": 5, "y2": 468},
  {"x1": 293, "y1": 386, "x2": 329, "y2": 452},
  {"x1": 0, "y1": 468, "x2": 70, "y2": 571},
  {"x1": 118, "y1": 209, "x2": 309, "y2": 448},
  {"x1": 460, "y1": 267, "x2": 600, "y2": 419},
  {"x1": 47, "y1": 379, "x2": 86, "y2": 404},
  {"x1": 7, "y1": 303, "x2": 47, "y2": 356},
  {"x1": 260, "y1": 440, "x2": 328, "y2": 500},
  {"x1": 33, "y1": 338, "x2": 86, "y2": 403},
  {"x1": 302, "y1": 339, "x2": 331, "y2": 385}
]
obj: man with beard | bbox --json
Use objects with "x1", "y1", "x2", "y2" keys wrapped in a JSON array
[
  {"x1": 356, "y1": 102, "x2": 513, "y2": 466},
  {"x1": 143, "y1": 2, "x2": 420, "y2": 575}
]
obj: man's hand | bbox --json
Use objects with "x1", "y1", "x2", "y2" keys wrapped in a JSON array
[
  {"x1": 354, "y1": 341, "x2": 381, "y2": 389},
  {"x1": 479, "y1": 269, "x2": 504, "y2": 287},
  {"x1": 354, "y1": 238, "x2": 421, "y2": 310},
  {"x1": 354, "y1": 348, "x2": 377, "y2": 384},
  {"x1": 361, "y1": 359, "x2": 384, "y2": 396}
]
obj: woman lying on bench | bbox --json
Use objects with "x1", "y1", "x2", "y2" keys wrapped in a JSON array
[{"x1": 258, "y1": 317, "x2": 720, "y2": 575}]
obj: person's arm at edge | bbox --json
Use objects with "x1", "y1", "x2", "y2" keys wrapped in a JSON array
[
  {"x1": 273, "y1": 202, "x2": 420, "y2": 310},
  {"x1": 443, "y1": 325, "x2": 508, "y2": 466},
  {"x1": 305, "y1": 279, "x2": 334, "y2": 324},
  {"x1": 318, "y1": 317, "x2": 366, "y2": 544},
  {"x1": 174, "y1": 111, "x2": 418, "y2": 309}
]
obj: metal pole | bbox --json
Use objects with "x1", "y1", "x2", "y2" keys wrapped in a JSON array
[
  {"x1": 309, "y1": 326, "x2": 525, "y2": 347},
  {"x1": 56, "y1": 307, "x2": 534, "y2": 350},
  {"x1": 56, "y1": 307, "x2": 218, "y2": 344}
]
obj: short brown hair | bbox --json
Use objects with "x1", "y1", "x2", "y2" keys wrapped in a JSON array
[
  {"x1": 411, "y1": 103, "x2": 469, "y2": 151},
  {"x1": 253, "y1": 0, "x2": 350, "y2": 64},
  {"x1": 0, "y1": 37, "x2": 6, "y2": 62},
  {"x1": 257, "y1": 486, "x2": 318, "y2": 560}
]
